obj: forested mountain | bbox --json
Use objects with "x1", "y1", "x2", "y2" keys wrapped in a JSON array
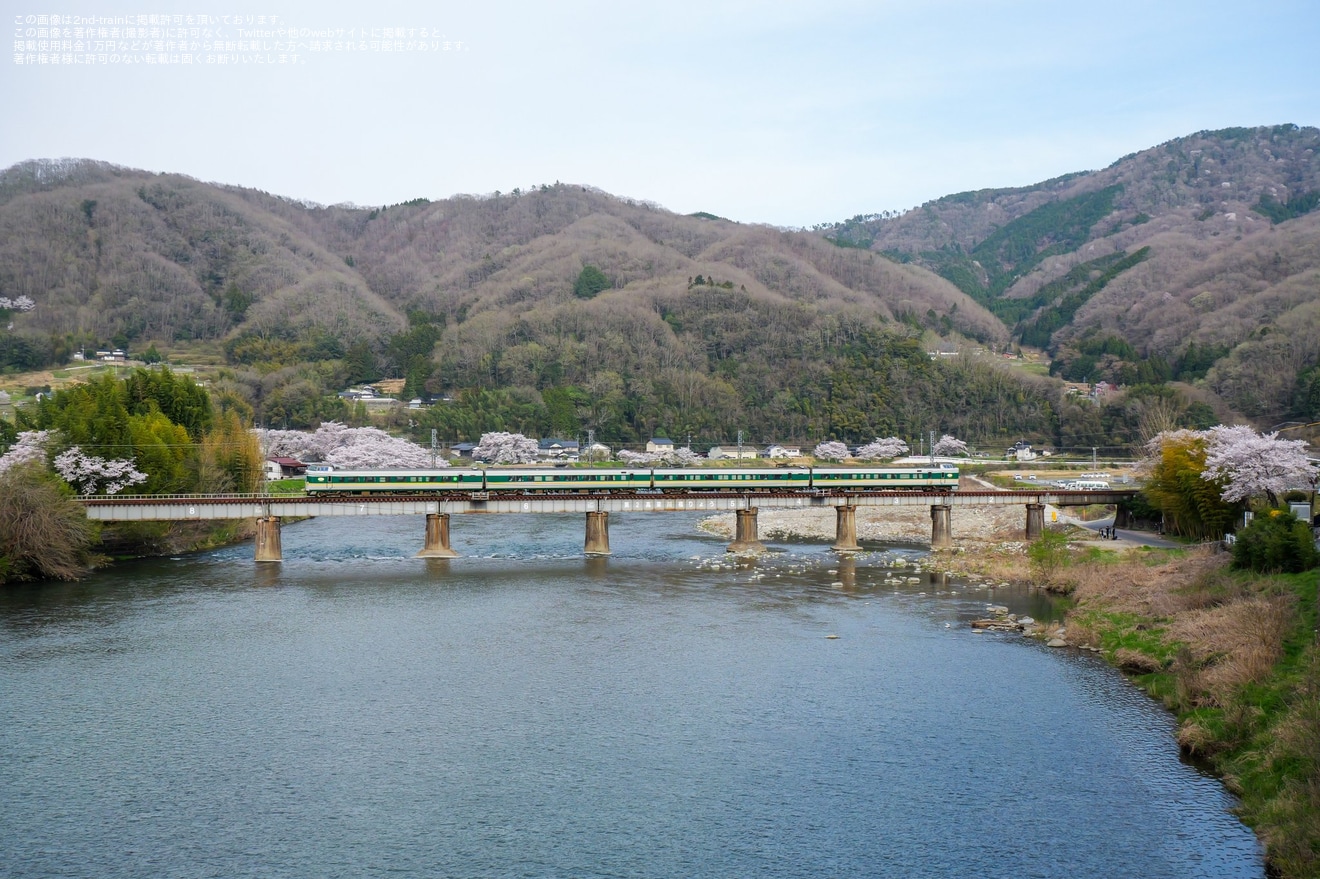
[
  {"x1": 820, "y1": 125, "x2": 1320, "y2": 421},
  {"x1": 0, "y1": 157, "x2": 1050, "y2": 446},
  {"x1": 1, "y1": 125, "x2": 1316, "y2": 447},
  {"x1": 0, "y1": 158, "x2": 1003, "y2": 356}
]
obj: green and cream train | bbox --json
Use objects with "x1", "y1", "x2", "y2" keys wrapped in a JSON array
[{"x1": 304, "y1": 465, "x2": 960, "y2": 495}]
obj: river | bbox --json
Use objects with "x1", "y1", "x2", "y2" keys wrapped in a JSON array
[{"x1": 0, "y1": 513, "x2": 1263, "y2": 878}]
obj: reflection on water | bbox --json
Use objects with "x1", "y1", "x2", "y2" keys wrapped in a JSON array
[{"x1": 0, "y1": 513, "x2": 1262, "y2": 878}]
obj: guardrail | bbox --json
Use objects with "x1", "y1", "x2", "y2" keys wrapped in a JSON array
[{"x1": 80, "y1": 491, "x2": 307, "y2": 503}]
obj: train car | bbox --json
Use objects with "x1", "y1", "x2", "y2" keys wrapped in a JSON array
[
  {"x1": 479, "y1": 468, "x2": 652, "y2": 493},
  {"x1": 303, "y1": 464, "x2": 961, "y2": 496},
  {"x1": 810, "y1": 464, "x2": 959, "y2": 491},
  {"x1": 305, "y1": 469, "x2": 485, "y2": 494},
  {"x1": 651, "y1": 467, "x2": 812, "y2": 493}
]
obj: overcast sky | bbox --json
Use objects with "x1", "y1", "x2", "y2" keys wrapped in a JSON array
[{"x1": 4, "y1": 0, "x2": 1318, "y2": 226}]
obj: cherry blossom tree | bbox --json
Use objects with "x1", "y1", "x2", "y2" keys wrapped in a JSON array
[
  {"x1": 618, "y1": 449, "x2": 659, "y2": 465},
  {"x1": 255, "y1": 426, "x2": 325, "y2": 461},
  {"x1": 618, "y1": 447, "x2": 703, "y2": 467},
  {"x1": 0, "y1": 295, "x2": 35, "y2": 311},
  {"x1": 52, "y1": 446, "x2": 148, "y2": 495},
  {"x1": 932, "y1": 434, "x2": 969, "y2": 457},
  {"x1": 671, "y1": 447, "x2": 703, "y2": 467},
  {"x1": 472, "y1": 431, "x2": 539, "y2": 464},
  {"x1": 812, "y1": 441, "x2": 849, "y2": 461},
  {"x1": 254, "y1": 422, "x2": 442, "y2": 469},
  {"x1": 1202, "y1": 425, "x2": 1317, "y2": 506},
  {"x1": 854, "y1": 437, "x2": 909, "y2": 461},
  {"x1": 0, "y1": 430, "x2": 50, "y2": 474},
  {"x1": 324, "y1": 433, "x2": 436, "y2": 470}
]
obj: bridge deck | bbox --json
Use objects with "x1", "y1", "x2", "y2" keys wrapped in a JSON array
[{"x1": 81, "y1": 489, "x2": 1136, "y2": 521}]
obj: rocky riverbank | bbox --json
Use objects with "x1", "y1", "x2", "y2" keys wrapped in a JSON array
[
  {"x1": 698, "y1": 504, "x2": 1029, "y2": 546},
  {"x1": 697, "y1": 504, "x2": 1061, "y2": 585}
]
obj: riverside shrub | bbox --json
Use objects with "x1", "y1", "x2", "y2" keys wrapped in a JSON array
[
  {"x1": 0, "y1": 463, "x2": 98, "y2": 583},
  {"x1": 1230, "y1": 510, "x2": 1318, "y2": 574}
]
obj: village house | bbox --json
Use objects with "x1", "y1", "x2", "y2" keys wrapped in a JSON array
[
  {"x1": 708, "y1": 445, "x2": 759, "y2": 460},
  {"x1": 583, "y1": 442, "x2": 612, "y2": 461},
  {"x1": 1006, "y1": 441, "x2": 1037, "y2": 462},
  {"x1": 538, "y1": 438, "x2": 580, "y2": 459},
  {"x1": 339, "y1": 386, "x2": 400, "y2": 408},
  {"x1": 265, "y1": 456, "x2": 307, "y2": 480},
  {"x1": 646, "y1": 437, "x2": 675, "y2": 454}
]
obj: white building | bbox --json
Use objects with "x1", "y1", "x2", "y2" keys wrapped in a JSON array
[{"x1": 708, "y1": 445, "x2": 759, "y2": 460}]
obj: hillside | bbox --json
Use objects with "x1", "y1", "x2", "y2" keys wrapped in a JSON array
[
  {"x1": 1, "y1": 160, "x2": 1062, "y2": 446},
  {"x1": 821, "y1": 125, "x2": 1320, "y2": 420},
  {"x1": 0, "y1": 161, "x2": 1005, "y2": 353},
  {"x1": 4, "y1": 126, "x2": 1316, "y2": 446}
]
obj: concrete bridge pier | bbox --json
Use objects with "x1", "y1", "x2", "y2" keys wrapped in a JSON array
[
  {"x1": 1025, "y1": 503, "x2": 1045, "y2": 540},
  {"x1": 1113, "y1": 504, "x2": 1133, "y2": 529},
  {"x1": 831, "y1": 505, "x2": 861, "y2": 553},
  {"x1": 254, "y1": 516, "x2": 282, "y2": 562},
  {"x1": 930, "y1": 504, "x2": 952, "y2": 550},
  {"x1": 416, "y1": 513, "x2": 460, "y2": 558},
  {"x1": 728, "y1": 507, "x2": 765, "y2": 553},
  {"x1": 584, "y1": 511, "x2": 611, "y2": 556}
]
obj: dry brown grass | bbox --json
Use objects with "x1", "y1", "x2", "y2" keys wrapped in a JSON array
[
  {"x1": 1069, "y1": 547, "x2": 1229, "y2": 617},
  {"x1": 1177, "y1": 718, "x2": 1215, "y2": 755},
  {"x1": 1064, "y1": 547, "x2": 1294, "y2": 707},
  {"x1": 1114, "y1": 647, "x2": 1164, "y2": 674},
  {"x1": 1165, "y1": 594, "x2": 1295, "y2": 703}
]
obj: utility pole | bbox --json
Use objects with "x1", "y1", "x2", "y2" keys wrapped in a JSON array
[
  {"x1": 1092, "y1": 446, "x2": 1097, "y2": 468},
  {"x1": 929, "y1": 430, "x2": 936, "y2": 464},
  {"x1": 587, "y1": 429, "x2": 595, "y2": 462},
  {"x1": 737, "y1": 430, "x2": 744, "y2": 467},
  {"x1": 258, "y1": 422, "x2": 268, "y2": 497},
  {"x1": 431, "y1": 429, "x2": 438, "y2": 468}
]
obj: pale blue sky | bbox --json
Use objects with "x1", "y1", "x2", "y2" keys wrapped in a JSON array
[{"x1": 4, "y1": 0, "x2": 1318, "y2": 226}]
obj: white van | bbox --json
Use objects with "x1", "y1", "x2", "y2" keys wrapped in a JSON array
[{"x1": 1072, "y1": 480, "x2": 1110, "y2": 490}]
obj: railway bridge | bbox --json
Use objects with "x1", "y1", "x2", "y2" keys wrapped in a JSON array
[{"x1": 80, "y1": 489, "x2": 1138, "y2": 562}]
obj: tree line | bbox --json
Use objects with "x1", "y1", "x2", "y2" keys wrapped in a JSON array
[{"x1": 1, "y1": 368, "x2": 262, "y2": 584}]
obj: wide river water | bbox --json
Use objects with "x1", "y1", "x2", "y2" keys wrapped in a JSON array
[{"x1": 1, "y1": 513, "x2": 1264, "y2": 878}]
